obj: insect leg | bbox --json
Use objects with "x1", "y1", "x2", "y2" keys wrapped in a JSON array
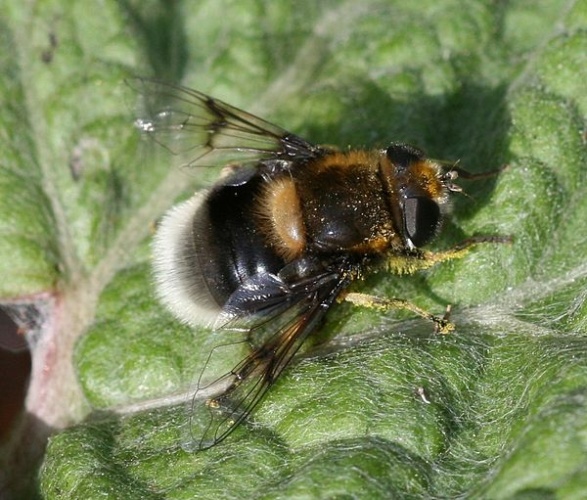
[
  {"x1": 420, "y1": 235, "x2": 512, "y2": 267},
  {"x1": 345, "y1": 235, "x2": 510, "y2": 333},
  {"x1": 344, "y1": 292, "x2": 454, "y2": 334}
]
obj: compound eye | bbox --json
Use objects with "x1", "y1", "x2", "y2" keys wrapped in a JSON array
[{"x1": 403, "y1": 197, "x2": 441, "y2": 247}]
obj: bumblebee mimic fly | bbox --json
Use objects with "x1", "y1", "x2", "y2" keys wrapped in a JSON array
[{"x1": 134, "y1": 79, "x2": 506, "y2": 450}]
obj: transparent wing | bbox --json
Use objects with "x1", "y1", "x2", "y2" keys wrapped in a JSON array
[
  {"x1": 131, "y1": 78, "x2": 322, "y2": 168},
  {"x1": 184, "y1": 265, "x2": 353, "y2": 451}
]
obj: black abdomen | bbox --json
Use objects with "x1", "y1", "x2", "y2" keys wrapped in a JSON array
[{"x1": 195, "y1": 175, "x2": 286, "y2": 307}]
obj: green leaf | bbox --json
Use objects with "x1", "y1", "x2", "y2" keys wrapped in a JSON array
[{"x1": 1, "y1": 0, "x2": 586, "y2": 498}]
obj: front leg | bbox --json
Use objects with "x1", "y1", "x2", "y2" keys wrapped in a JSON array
[
  {"x1": 419, "y1": 235, "x2": 512, "y2": 267},
  {"x1": 387, "y1": 234, "x2": 511, "y2": 275}
]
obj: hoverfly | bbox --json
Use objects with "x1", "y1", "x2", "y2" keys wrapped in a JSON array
[{"x1": 134, "y1": 79, "x2": 505, "y2": 450}]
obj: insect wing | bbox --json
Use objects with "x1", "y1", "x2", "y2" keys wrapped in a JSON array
[
  {"x1": 185, "y1": 268, "x2": 352, "y2": 450},
  {"x1": 131, "y1": 78, "x2": 320, "y2": 168}
]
